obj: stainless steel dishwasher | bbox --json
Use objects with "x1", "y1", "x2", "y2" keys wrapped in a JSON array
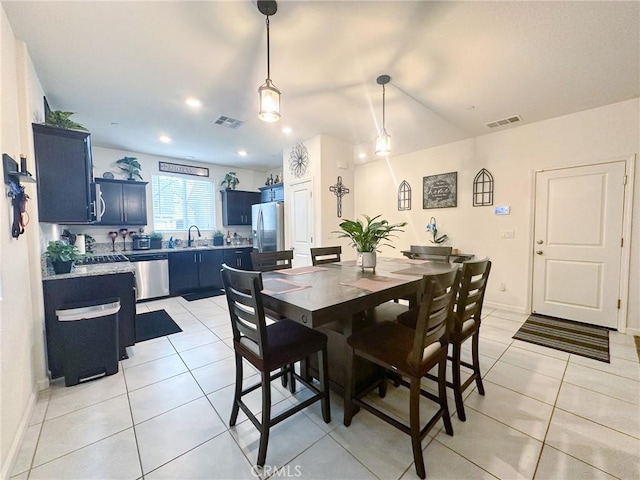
[{"x1": 127, "y1": 253, "x2": 170, "y2": 301}]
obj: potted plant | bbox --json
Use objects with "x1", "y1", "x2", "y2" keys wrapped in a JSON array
[
  {"x1": 334, "y1": 214, "x2": 407, "y2": 271},
  {"x1": 44, "y1": 110, "x2": 88, "y2": 131},
  {"x1": 45, "y1": 240, "x2": 87, "y2": 274},
  {"x1": 116, "y1": 156, "x2": 142, "y2": 181},
  {"x1": 213, "y1": 230, "x2": 225, "y2": 246},
  {"x1": 149, "y1": 231, "x2": 163, "y2": 249},
  {"x1": 221, "y1": 172, "x2": 239, "y2": 190}
]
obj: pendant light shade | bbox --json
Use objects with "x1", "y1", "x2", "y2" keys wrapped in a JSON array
[
  {"x1": 375, "y1": 74, "x2": 391, "y2": 156},
  {"x1": 258, "y1": 1, "x2": 280, "y2": 122}
]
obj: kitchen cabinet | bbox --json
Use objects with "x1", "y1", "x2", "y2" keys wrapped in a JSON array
[
  {"x1": 259, "y1": 183, "x2": 284, "y2": 203},
  {"x1": 42, "y1": 272, "x2": 136, "y2": 379},
  {"x1": 168, "y1": 249, "x2": 224, "y2": 294},
  {"x1": 96, "y1": 178, "x2": 148, "y2": 225},
  {"x1": 223, "y1": 247, "x2": 253, "y2": 270},
  {"x1": 221, "y1": 190, "x2": 260, "y2": 226},
  {"x1": 32, "y1": 123, "x2": 95, "y2": 223}
]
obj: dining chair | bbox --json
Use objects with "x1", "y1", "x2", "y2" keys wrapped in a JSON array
[
  {"x1": 310, "y1": 246, "x2": 341, "y2": 265},
  {"x1": 221, "y1": 264, "x2": 331, "y2": 467},
  {"x1": 250, "y1": 250, "x2": 294, "y2": 272},
  {"x1": 343, "y1": 268, "x2": 461, "y2": 479}
]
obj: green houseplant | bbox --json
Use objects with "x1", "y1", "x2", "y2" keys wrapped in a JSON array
[
  {"x1": 116, "y1": 156, "x2": 142, "y2": 181},
  {"x1": 149, "y1": 231, "x2": 163, "y2": 249},
  {"x1": 45, "y1": 240, "x2": 87, "y2": 274},
  {"x1": 45, "y1": 110, "x2": 88, "y2": 131},
  {"x1": 221, "y1": 172, "x2": 239, "y2": 190},
  {"x1": 213, "y1": 230, "x2": 225, "y2": 246},
  {"x1": 334, "y1": 214, "x2": 407, "y2": 271}
]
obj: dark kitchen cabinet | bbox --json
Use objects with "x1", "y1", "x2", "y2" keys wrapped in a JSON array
[
  {"x1": 42, "y1": 272, "x2": 136, "y2": 379},
  {"x1": 32, "y1": 123, "x2": 95, "y2": 223},
  {"x1": 259, "y1": 183, "x2": 284, "y2": 203},
  {"x1": 221, "y1": 190, "x2": 260, "y2": 226},
  {"x1": 96, "y1": 178, "x2": 148, "y2": 225},
  {"x1": 169, "y1": 249, "x2": 224, "y2": 294},
  {"x1": 223, "y1": 247, "x2": 253, "y2": 270}
]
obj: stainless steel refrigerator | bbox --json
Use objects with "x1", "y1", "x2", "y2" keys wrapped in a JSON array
[{"x1": 252, "y1": 201, "x2": 285, "y2": 252}]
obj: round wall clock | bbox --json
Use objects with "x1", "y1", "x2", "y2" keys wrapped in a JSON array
[{"x1": 289, "y1": 143, "x2": 310, "y2": 178}]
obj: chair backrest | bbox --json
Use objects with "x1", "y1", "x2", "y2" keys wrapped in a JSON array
[
  {"x1": 251, "y1": 250, "x2": 294, "y2": 272},
  {"x1": 452, "y1": 258, "x2": 492, "y2": 334},
  {"x1": 409, "y1": 268, "x2": 461, "y2": 370},
  {"x1": 409, "y1": 245, "x2": 452, "y2": 262},
  {"x1": 310, "y1": 246, "x2": 342, "y2": 266},
  {"x1": 221, "y1": 263, "x2": 268, "y2": 358}
]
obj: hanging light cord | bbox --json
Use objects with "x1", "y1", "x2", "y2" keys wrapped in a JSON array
[
  {"x1": 382, "y1": 82, "x2": 386, "y2": 129},
  {"x1": 266, "y1": 16, "x2": 271, "y2": 80}
]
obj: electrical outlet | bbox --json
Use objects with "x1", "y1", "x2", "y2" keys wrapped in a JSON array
[
  {"x1": 499, "y1": 283, "x2": 506, "y2": 291},
  {"x1": 500, "y1": 230, "x2": 515, "y2": 239}
]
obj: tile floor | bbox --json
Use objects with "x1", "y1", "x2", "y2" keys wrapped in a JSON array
[{"x1": 10, "y1": 296, "x2": 640, "y2": 479}]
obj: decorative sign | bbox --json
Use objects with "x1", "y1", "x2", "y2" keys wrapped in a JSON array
[
  {"x1": 329, "y1": 176, "x2": 350, "y2": 218},
  {"x1": 159, "y1": 161, "x2": 209, "y2": 177},
  {"x1": 423, "y1": 172, "x2": 457, "y2": 209}
]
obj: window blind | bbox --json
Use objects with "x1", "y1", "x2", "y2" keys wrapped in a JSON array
[{"x1": 151, "y1": 174, "x2": 215, "y2": 231}]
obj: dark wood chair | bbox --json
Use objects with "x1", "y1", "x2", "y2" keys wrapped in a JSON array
[
  {"x1": 343, "y1": 268, "x2": 461, "y2": 479},
  {"x1": 250, "y1": 250, "x2": 294, "y2": 272},
  {"x1": 310, "y1": 246, "x2": 341, "y2": 265},
  {"x1": 221, "y1": 264, "x2": 331, "y2": 467}
]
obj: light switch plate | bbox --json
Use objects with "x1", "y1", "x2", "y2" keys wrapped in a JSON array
[{"x1": 495, "y1": 205, "x2": 510, "y2": 215}]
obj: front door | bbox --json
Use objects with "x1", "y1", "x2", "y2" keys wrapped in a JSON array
[
  {"x1": 532, "y1": 161, "x2": 626, "y2": 328},
  {"x1": 290, "y1": 180, "x2": 313, "y2": 267}
]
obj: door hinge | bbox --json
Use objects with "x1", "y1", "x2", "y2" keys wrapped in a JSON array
[
  {"x1": 621, "y1": 237, "x2": 624, "y2": 248},
  {"x1": 617, "y1": 299, "x2": 621, "y2": 309},
  {"x1": 623, "y1": 174, "x2": 628, "y2": 185}
]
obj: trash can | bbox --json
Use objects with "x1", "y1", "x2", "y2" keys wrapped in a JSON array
[{"x1": 56, "y1": 297, "x2": 121, "y2": 387}]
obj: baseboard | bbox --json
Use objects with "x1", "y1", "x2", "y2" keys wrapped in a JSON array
[
  {"x1": 1, "y1": 389, "x2": 37, "y2": 480},
  {"x1": 624, "y1": 327, "x2": 640, "y2": 337},
  {"x1": 483, "y1": 301, "x2": 527, "y2": 314}
]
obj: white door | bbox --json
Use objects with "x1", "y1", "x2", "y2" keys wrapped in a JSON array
[
  {"x1": 290, "y1": 180, "x2": 313, "y2": 267},
  {"x1": 532, "y1": 161, "x2": 626, "y2": 328}
]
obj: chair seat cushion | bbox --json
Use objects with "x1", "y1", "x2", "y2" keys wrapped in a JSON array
[
  {"x1": 347, "y1": 322, "x2": 444, "y2": 377},
  {"x1": 239, "y1": 319, "x2": 327, "y2": 371}
]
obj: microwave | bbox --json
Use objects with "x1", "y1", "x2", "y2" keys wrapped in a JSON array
[{"x1": 132, "y1": 235, "x2": 151, "y2": 250}]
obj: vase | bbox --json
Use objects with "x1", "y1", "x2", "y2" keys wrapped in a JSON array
[
  {"x1": 52, "y1": 260, "x2": 73, "y2": 274},
  {"x1": 358, "y1": 251, "x2": 377, "y2": 272},
  {"x1": 150, "y1": 239, "x2": 162, "y2": 249}
]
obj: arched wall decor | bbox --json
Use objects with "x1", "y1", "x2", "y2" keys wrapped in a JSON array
[
  {"x1": 398, "y1": 180, "x2": 411, "y2": 211},
  {"x1": 473, "y1": 168, "x2": 494, "y2": 206}
]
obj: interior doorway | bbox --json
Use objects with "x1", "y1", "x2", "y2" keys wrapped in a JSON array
[{"x1": 289, "y1": 179, "x2": 313, "y2": 267}]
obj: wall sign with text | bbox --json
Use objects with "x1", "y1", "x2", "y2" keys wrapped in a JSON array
[
  {"x1": 423, "y1": 172, "x2": 457, "y2": 209},
  {"x1": 159, "y1": 161, "x2": 209, "y2": 177}
]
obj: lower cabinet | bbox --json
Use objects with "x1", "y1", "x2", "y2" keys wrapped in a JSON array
[
  {"x1": 169, "y1": 250, "x2": 224, "y2": 294},
  {"x1": 223, "y1": 248, "x2": 253, "y2": 270},
  {"x1": 42, "y1": 272, "x2": 136, "y2": 379}
]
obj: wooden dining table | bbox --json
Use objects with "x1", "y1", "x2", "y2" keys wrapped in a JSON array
[{"x1": 260, "y1": 257, "x2": 457, "y2": 394}]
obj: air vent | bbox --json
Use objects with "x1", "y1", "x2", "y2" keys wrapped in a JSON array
[
  {"x1": 213, "y1": 115, "x2": 244, "y2": 129},
  {"x1": 486, "y1": 115, "x2": 522, "y2": 129}
]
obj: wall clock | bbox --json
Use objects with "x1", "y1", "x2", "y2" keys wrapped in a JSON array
[{"x1": 289, "y1": 143, "x2": 309, "y2": 178}]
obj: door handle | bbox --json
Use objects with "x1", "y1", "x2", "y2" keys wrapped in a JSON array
[
  {"x1": 536, "y1": 240, "x2": 543, "y2": 245},
  {"x1": 536, "y1": 250, "x2": 543, "y2": 255}
]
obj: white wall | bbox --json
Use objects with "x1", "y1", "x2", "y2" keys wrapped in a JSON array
[{"x1": 354, "y1": 99, "x2": 639, "y2": 331}]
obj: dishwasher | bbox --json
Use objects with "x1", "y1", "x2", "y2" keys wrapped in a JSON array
[{"x1": 127, "y1": 253, "x2": 170, "y2": 301}]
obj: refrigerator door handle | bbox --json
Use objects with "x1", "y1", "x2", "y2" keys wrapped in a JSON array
[{"x1": 257, "y1": 209, "x2": 264, "y2": 252}]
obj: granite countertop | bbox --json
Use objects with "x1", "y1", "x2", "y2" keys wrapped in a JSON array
[
  {"x1": 125, "y1": 244, "x2": 253, "y2": 255},
  {"x1": 42, "y1": 262, "x2": 136, "y2": 281}
]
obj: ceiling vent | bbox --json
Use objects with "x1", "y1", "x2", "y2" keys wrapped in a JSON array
[
  {"x1": 213, "y1": 115, "x2": 244, "y2": 129},
  {"x1": 486, "y1": 115, "x2": 522, "y2": 129}
]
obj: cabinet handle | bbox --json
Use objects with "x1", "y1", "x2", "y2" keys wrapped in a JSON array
[
  {"x1": 194, "y1": 254, "x2": 197, "y2": 263},
  {"x1": 199, "y1": 253, "x2": 202, "y2": 263}
]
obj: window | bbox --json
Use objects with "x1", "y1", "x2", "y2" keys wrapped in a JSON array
[{"x1": 151, "y1": 175, "x2": 215, "y2": 230}]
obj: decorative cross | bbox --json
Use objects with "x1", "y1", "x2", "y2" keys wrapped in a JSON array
[{"x1": 329, "y1": 176, "x2": 350, "y2": 218}]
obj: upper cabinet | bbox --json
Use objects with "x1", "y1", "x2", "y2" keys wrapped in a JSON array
[
  {"x1": 96, "y1": 178, "x2": 148, "y2": 225},
  {"x1": 259, "y1": 183, "x2": 284, "y2": 203},
  {"x1": 221, "y1": 190, "x2": 260, "y2": 226},
  {"x1": 32, "y1": 124, "x2": 95, "y2": 223}
]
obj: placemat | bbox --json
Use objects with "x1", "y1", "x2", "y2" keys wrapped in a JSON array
[
  {"x1": 277, "y1": 266, "x2": 328, "y2": 275},
  {"x1": 340, "y1": 276, "x2": 406, "y2": 292},
  {"x1": 262, "y1": 278, "x2": 310, "y2": 295}
]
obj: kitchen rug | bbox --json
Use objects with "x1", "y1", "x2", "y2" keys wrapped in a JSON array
[
  {"x1": 182, "y1": 289, "x2": 225, "y2": 301},
  {"x1": 135, "y1": 309, "x2": 182, "y2": 342},
  {"x1": 513, "y1": 314, "x2": 610, "y2": 363}
]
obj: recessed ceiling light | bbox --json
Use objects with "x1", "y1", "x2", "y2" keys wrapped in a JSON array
[
  {"x1": 358, "y1": 153, "x2": 367, "y2": 159},
  {"x1": 238, "y1": 150, "x2": 247, "y2": 157},
  {"x1": 282, "y1": 126, "x2": 292, "y2": 134},
  {"x1": 185, "y1": 97, "x2": 202, "y2": 108},
  {"x1": 159, "y1": 135, "x2": 172, "y2": 143}
]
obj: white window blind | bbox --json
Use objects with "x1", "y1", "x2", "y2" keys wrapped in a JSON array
[{"x1": 151, "y1": 174, "x2": 215, "y2": 231}]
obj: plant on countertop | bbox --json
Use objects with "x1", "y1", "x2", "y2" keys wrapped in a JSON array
[
  {"x1": 149, "y1": 231, "x2": 163, "y2": 240},
  {"x1": 45, "y1": 240, "x2": 89, "y2": 274},
  {"x1": 149, "y1": 231, "x2": 163, "y2": 249},
  {"x1": 45, "y1": 110, "x2": 88, "y2": 131},
  {"x1": 221, "y1": 172, "x2": 239, "y2": 190},
  {"x1": 116, "y1": 156, "x2": 143, "y2": 181},
  {"x1": 425, "y1": 216, "x2": 448, "y2": 244},
  {"x1": 213, "y1": 230, "x2": 224, "y2": 246},
  {"x1": 334, "y1": 214, "x2": 407, "y2": 253}
]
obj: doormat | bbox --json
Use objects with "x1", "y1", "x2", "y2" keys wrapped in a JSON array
[
  {"x1": 513, "y1": 314, "x2": 609, "y2": 363},
  {"x1": 182, "y1": 289, "x2": 225, "y2": 302},
  {"x1": 135, "y1": 310, "x2": 182, "y2": 343}
]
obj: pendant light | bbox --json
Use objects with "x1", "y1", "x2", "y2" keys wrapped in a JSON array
[
  {"x1": 258, "y1": 1, "x2": 280, "y2": 123},
  {"x1": 375, "y1": 74, "x2": 391, "y2": 156}
]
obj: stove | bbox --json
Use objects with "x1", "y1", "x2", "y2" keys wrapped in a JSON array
[{"x1": 81, "y1": 253, "x2": 129, "y2": 264}]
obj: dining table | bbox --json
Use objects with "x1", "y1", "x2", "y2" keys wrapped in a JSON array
[{"x1": 260, "y1": 257, "x2": 458, "y2": 395}]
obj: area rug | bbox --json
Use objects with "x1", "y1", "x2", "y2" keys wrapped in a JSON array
[
  {"x1": 135, "y1": 309, "x2": 182, "y2": 342},
  {"x1": 513, "y1": 314, "x2": 610, "y2": 363},
  {"x1": 181, "y1": 289, "x2": 225, "y2": 302}
]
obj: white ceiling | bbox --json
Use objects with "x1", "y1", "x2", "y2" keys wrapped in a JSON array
[{"x1": 4, "y1": 1, "x2": 639, "y2": 171}]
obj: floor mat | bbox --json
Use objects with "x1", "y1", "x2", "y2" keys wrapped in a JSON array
[
  {"x1": 135, "y1": 309, "x2": 182, "y2": 343},
  {"x1": 181, "y1": 289, "x2": 225, "y2": 302},
  {"x1": 513, "y1": 314, "x2": 610, "y2": 363}
]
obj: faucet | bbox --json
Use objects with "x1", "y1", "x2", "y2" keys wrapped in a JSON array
[{"x1": 187, "y1": 225, "x2": 201, "y2": 247}]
